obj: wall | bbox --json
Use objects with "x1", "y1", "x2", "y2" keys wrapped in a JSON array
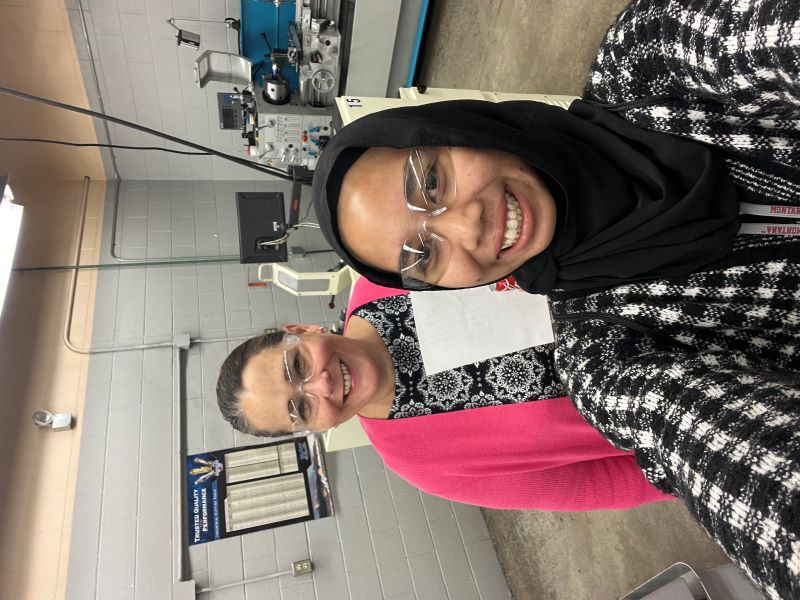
[
  {"x1": 0, "y1": 179, "x2": 106, "y2": 600},
  {"x1": 0, "y1": 0, "x2": 110, "y2": 597},
  {"x1": 66, "y1": 179, "x2": 511, "y2": 599},
  {"x1": 67, "y1": 0, "x2": 280, "y2": 181},
  {"x1": 0, "y1": 0, "x2": 105, "y2": 180}
]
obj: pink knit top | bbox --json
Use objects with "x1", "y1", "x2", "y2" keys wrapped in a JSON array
[{"x1": 346, "y1": 279, "x2": 673, "y2": 510}]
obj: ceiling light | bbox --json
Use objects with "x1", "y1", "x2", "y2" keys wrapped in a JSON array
[{"x1": 0, "y1": 176, "x2": 23, "y2": 319}]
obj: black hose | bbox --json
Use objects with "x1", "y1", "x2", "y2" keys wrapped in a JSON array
[
  {"x1": 0, "y1": 137, "x2": 211, "y2": 155},
  {"x1": 0, "y1": 85, "x2": 312, "y2": 184}
]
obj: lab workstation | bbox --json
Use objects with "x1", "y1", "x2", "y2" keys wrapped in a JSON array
[{"x1": 2, "y1": 1, "x2": 798, "y2": 599}]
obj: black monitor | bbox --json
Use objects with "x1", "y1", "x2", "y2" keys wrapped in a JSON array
[{"x1": 235, "y1": 191, "x2": 289, "y2": 263}]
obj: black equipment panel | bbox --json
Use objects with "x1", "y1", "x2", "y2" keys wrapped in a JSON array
[
  {"x1": 236, "y1": 192, "x2": 289, "y2": 263},
  {"x1": 217, "y1": 92, "x2": 244, "y2": 130}
]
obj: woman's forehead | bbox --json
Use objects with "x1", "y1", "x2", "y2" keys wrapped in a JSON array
[
  {"x1": 346, "y1": 147, "x2": 407, "y2": 180},
  {"x1": 242, "y1": 346, "x2": 285, "y2": 392},
  {"x1": 338, "y1": 148, "x2": 411, "y2": 273},
  {"x1": 239, "y1": 346, "x2": 289, "y2": 428}
]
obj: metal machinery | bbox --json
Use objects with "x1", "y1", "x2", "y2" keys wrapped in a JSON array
[
  {"x1": 292, "y1": 3, "x2": 342, "y2": 108},
  {"x1": 254, "y1": 101, "x2": 333, "y2": 169},
  {"x1": 253, "y1": 1, "x2": 342, "y2": 168},
  {"x1": 212, "y1": 0, "x2": 342, "y2": 170},
  {"x1": 214, "y1": 82, "x2": 334, "y2": 171}
]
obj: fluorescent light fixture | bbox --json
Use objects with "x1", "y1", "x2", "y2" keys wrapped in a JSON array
[{"x1": 0, "y1": 176, "x2": 23, "y2": 319}]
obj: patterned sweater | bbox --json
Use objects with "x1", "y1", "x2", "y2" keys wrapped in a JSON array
[{"x1": 551, "y1": 1, "x2": 800, "y2": 598}]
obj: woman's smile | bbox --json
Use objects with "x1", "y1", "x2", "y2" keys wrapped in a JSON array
[
  {"x1": 499, "y1": 188, "x2": 522, "y2": 252},
  {"x1": 340, "y1": 359, "x2": 354, "y2": 400},
  {"x1": 497, "y1": 184, "x2": 536, "y2": 258}
]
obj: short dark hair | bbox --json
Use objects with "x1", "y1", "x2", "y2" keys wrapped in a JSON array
[{"x1": 216, "y1": 331, "x2": 289, "y2": 437}]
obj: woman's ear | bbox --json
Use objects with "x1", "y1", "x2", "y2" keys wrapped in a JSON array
[{"x1": 281, "y1": 324, "x2": 327, "y2": 335}]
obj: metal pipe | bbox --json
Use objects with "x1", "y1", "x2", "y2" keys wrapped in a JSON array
[
  {"x1": 63, "y1": 178, "x2": 175, "y2": 355},
  {"x1": 197, "y1": 569, "x2": 293, "y2": 594},
  {"x1": 167, "y1": 16, "x2": 233, "y2": 25},
  {"x1": 61, "y1": 176, "x2": 91, "y2": 355},
  {"x1": 173, "y1": 345, "x2": 185, "y2": 585},
  {"x1": 195, "y1": 335, "x2": 253, "y2": 344},
  {"x1": 62, "y1": 178, "x2": 251, "y2": 355},
  {"x1": 14, "y1": 256, "x2": 241, "y2": 272},
  {"x1": 76, "y1": 0, "x2": 120, "y2": 181},
  {"x1": 107, "y1": 178, "x2": 243, "y2": 266}
]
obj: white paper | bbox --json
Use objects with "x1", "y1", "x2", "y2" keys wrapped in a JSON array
[{"x1": 410, "y1": 286, "x2": 554, "y2": 375}]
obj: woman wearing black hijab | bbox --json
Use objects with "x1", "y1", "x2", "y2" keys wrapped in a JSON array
[{"x1": 312, "y1": 1, "x2": 800, "y2": 598}]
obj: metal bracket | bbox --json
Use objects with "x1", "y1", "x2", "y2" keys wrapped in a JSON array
[{"x1": 292, "y1": 559, "x2": 313, "y2": 576}]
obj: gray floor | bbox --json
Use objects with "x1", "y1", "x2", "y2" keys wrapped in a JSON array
[
  {"x1": 417, "y1": 2, "x2": 736, "y2": 599},
  {"x1": 418, "y1": 0, "x2": 631, "y2": 96}
]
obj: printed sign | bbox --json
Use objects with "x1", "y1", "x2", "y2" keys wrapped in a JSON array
[{"x1": 186, "y1": 435, "x2": 333, "y2": 545}]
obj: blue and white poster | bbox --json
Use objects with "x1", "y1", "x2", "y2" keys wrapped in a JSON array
[{"x1": 186, "y1": 434, "x2": 333, "y2": 545}]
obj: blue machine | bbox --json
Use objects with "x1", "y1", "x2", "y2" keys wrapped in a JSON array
[{"x1": 241, "y1": 1, "x2": 299, "y2": 92}]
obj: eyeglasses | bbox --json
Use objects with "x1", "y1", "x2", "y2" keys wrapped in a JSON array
[
  {"x1": 283, "y1": 333, "x2": 314, "y2": 433},
  {"x1": 399, "y1": 147, "x2": 457, "y2": 289}
]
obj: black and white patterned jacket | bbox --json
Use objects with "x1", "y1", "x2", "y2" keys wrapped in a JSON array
[{"x1": 551, "y1": 1, "x2": 800, "y2": 598}]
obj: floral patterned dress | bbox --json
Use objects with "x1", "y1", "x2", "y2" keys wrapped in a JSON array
[{"x1": 352, "y1": 294, "x2": 566, "y2": 418}]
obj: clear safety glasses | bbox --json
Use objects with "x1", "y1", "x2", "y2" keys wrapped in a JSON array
[
  {"x1": 283, "y1": 333, "x2": 315, "y2": 433},
  {"x1": 399, "y1": 147, "x2": 457, "y2": 289}
]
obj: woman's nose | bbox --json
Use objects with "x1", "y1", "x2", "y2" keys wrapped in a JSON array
[
  {"x1": 424, "y1": 200, "x2": 482, "y2": 250},
  {"x1": 301, "y1": 369, "x2": 333, "y2": 400}
]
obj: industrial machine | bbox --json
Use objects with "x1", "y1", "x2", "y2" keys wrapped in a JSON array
[
  {"x1": 290, "y1": 13, "x2": 342, "y2": 107},
  {"x1": 214, "y1": 83, "x2": 334, "y2": 169},
  {"x1": 254, "y1": 0, "x2": 342, "y2": 167},
  {"x1": 213, "y1": 1, "x2": 340, "y2": 169},
  {"x1": 255, "y1": 104, "x2": 333, "y2": 168}
]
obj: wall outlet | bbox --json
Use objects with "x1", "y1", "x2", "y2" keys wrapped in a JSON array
[{"x1": 292, "y1": 560, "x2": 313, "y2": 576}]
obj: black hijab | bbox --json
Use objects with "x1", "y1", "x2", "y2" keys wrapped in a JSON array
[{"x1": 312, "y1": 99, "x2": 740, "y2": 293}]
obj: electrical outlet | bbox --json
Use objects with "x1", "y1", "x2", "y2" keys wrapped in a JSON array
[{"x1": 292, "y1": 559, "x2": 313, "y2": 576}]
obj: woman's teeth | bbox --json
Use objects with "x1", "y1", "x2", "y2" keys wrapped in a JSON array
[
  {"x1": 502, "y1": 191, "x2": 522, "y2": 250},
  {"x1": 341, "y1": 361, "x2": 352, "y2": 398}
]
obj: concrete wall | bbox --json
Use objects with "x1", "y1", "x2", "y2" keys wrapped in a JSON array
[{"x1": 66, "y1": 179, "x2": 511, "y2": 600}]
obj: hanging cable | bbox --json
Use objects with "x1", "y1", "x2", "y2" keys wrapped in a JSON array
[
  {"x1": 300, "y1": 194, "x2": 315, "y2": 222},
  {"x1": 0, "y1": 85, "x2": 313, "y2": 184},
  {"x1": 257, "y1": 222, "x2": 320, "y2": 248},
  {"x1": 0, "y1": 137, "x2": 211, "y2": 155}
]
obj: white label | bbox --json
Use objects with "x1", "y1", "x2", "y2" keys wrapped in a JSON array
[{"x1": 410, "y1": 286, "x2": 554, "y2": 375}]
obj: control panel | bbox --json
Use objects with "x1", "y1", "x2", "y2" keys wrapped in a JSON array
[
  {"x1": 256, "y1": 112, "x2": 333, "y2": 169},
  {"x1": 216, "y1": 92, "x2": 245, "y2": 130}
]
